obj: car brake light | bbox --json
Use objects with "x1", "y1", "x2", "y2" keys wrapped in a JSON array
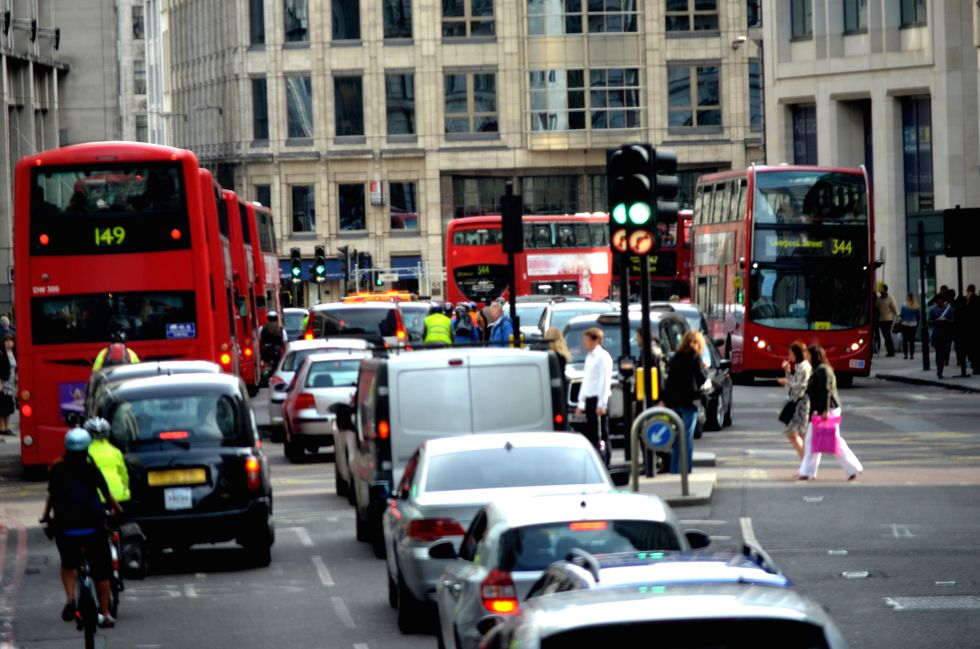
[
  {"x1": 159, "y1": 430, "x2": 189, "y2": 440},
  {"x1": 294, "y1": 393, "x2": 315, "y2": 410},
  {"x1": 554, "y1": 413, "x2": 564, "y2": 425},
  {"x1": 245, "y1": 456, "x2": 262, "y2": 491},
  {"x1": 378, "y1": 420, "x2": 390, "y2": 439},
  {"x1": 569, "y1": 521, "x2": 608, "y2": 531},
  {"x1": 407, "y1": 518, "x2": 465, "y2": 542},
  {"x1": 481, "y1": 569, "x2": 519, "y2": 615}
]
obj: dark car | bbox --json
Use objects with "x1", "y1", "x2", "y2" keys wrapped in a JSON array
[
  {"x1": 93, "y1": 373, "x2": 274, "y2": 566},
  {"x1": 308, "y1": 303, "x2": 407, "y2": 347},
  {"x1": 84, "y1": 360, "x2": 223, "y2": 417}
]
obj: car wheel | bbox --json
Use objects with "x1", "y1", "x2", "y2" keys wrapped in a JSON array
[
  {"x1": 838, "y1": 374, "x2": 854, "y2": 388},
  {"x1": 335, "y1": 461, "x2": 349, "y2": 497},
  {"x1": 694, "y1": 403, "x2": 705, "y2": 439},
  {"x1": 269, "y1": 423, "x2": 284, "y2": 443},
  {"x1": 704, "y1": 394, "x2": 723, "y2": 432},
  {"x1": 397, "y1": 573, "x2": 423, "y2": 633},
  {"x1": 243, "y1": 520, "x2": 274, "y2": 567},
  {"x1": 370, "y1": 513, "x2": 386, "y2": 559},
  {"x1": 723, "y1": 389, "x2": 733, "y2": 427},
  {"x1": 284, "y1": 433, "x2": 303, "y2": 463}
]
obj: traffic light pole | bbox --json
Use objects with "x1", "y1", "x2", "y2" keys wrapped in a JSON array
[{"x1": 639, "y1": 254, "x2": 657, "y2": 478}]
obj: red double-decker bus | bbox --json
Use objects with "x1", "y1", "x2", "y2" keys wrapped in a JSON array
[
  {"x1": 13, "y1": 142, "x2": 233, "y2": 467},
  {"x1": 614, "y1": 210, "x2": 693, "y2": 300},
  {"x1": 445, "y1": 213, "x2": 613, "y2": 304},
  {"x1": 244, "y1": 201, "x2": 282, "y2": 327},
  {"x1": 221, "y1": 190, "x2": 260, "y2": 395},
  {"x1": 690, "y1": 165, "x2": 874, "y2": 385}
]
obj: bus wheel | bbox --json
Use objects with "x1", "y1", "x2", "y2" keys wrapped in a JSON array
[{"x1": 838, "y1": 374, "x2": 854, "y2": 388}]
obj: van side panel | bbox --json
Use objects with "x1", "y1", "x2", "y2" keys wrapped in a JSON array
[{"x1": 468, "y1": 363, "x2": 549, "y2": 432}]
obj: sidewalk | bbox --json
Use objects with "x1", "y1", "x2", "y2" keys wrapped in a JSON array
[{"x1": 872, "y1": 346, "x2": 980, "y2": 394}]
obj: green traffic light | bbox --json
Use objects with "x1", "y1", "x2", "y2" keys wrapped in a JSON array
[
  {"x1": 315, "y1": 264, "x2": 325, "y2": 274},
  {"x1": 612, "y1": 203, "x2": 628, "y2": 225},
  {"x1": 291, "y1": 266, "x2": 301, "y2": 277},
  {"x1": 628, "y1": 202, "x2": 652, "y2": 225}
]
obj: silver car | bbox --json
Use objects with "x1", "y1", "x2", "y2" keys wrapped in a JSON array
[
  {"x1": 382, "y1": 432, "x2": 624, "y2": 633},
  {"x1": 267, "y1": 338, "x2": 371, "y2": 428},
  {"x1": 432, "y1": 491, "x2": 709, "y2": 649},
  {"x1": 280, "y1": 350, "x2": 371, "y2": 462},
  {"x1": 483, "y1": 549, "x2": 848, "y2": 649}
]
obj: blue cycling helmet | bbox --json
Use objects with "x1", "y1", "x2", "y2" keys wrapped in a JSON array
[{"x1": 65, "y1": 427, "x2": 92, "y2": 452}]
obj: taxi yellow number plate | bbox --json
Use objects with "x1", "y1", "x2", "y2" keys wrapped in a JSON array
[{"x1": 147, "y1": 468, "x2": 207, "y2": 487}]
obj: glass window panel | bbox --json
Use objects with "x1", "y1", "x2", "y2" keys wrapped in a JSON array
[
  {"x1": 285, "y1": 0, "x2": 309, "y2": 42},
  {"x1": 569, "y1": 111, "x2": 586, "y2": 129},
  {"x1": 472, "y1": 0, "x2": 494, "y2": 16},
  {"x1": 383, "y1": 0, "x2": 412, "y2": 38},
  {"x1": 568, "y1": 70, "x2": 585, "y2": 87},
  {"x1": 286, "y1": 75, "x2": 313, "y2": 138},
  {"x1": 442, "y1": 21, "x2": 466, "y2": 36},
  {"x1": 565, "y1": 0, "x2": 581, "y2": 11},
  {"x1": 445, "y1": 118, "x2": 469, "y2": 133},
  {"x1": 291, "y1": 185, "x2": 315, "y2": 232},
  {"x1": 252, "y1": 77, "x2": 269, "y2": 140},
  {"x1": 668, "y1": 67, "x2": 690, "y2": 107},
  {"x1": 338, "y1": 184, "x2": 366, "y2": 230},
  {"x1": 694, "y1": 0, "x2": 716, "y2": 9},
  {"x1": 698, "y1": 109, "x2": 721, "y2": 126},
  {"x1": 473, "y1": 74, "x2": 497, "y2": 111},
  {"x1": 249, "y1": 0, "x2": 265, "y2": 44},
  {"x1": 334, "y1": 76, "x2": 364, "y2": 136},
  {"x1": 565, "y1": 15, "x2": 582, "y2": 32},
  {"x1": 588, "y1": 15, "x2": 605, "y2": 32},
  {"x1": 385, "y1": 73, "x2": 415, "y2": 135},
  {"x1": 474, "y1": 114, "x2": 498, "y2": 132},
  {"x1": 669, "y1": 109, "x2": 692, "y2": 127},
  {"x1": 389, "y1": 181, "x2": 419, "y2": 230},
  {"x1": 666, "y1": 0, "x2": 687, "y2": 9},
  {"x1": 443, "y1": 0, "x2": 464, "y2": 17},
  {"x1": 471, "y1": 19, "x2": 495, "y2": 35},
  {"x1": 625, "y1": 110, "x2": 640, "y2": 127},
  {"x1": 333, "y1": 0, "x2": 361, "y2": 39},
  {"x1": 696, "y1": 66, "x2": 719, "y2": 106},
  {"x1": 694, "y1": 14, "x2": 718, "y2": 30}
]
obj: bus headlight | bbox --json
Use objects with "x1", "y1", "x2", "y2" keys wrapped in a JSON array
[
  {"x1": 849, "y1": 340, "x2": 862, "y2": 352},
  {"x1": 756, "y1": 339, "x2": 767, "y2": 350}
]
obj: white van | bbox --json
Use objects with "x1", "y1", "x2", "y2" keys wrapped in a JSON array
[{"x1": 334, "y1": 347, "x2": 567, "y2": 557}]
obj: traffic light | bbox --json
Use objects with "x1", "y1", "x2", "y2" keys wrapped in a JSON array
[
  {"x1": 289, "y1": 248, "x2": 302, "y2": 284},
  {"x1": 375, "y1": 271, "x2": 384, "y2": 287},
  {"x1": 357, "y1": 252, "x2": 372, "y2": 270},
  {"x1": 653, "y1": 149, "x2": 680, "y2": 229},
  {"x1": 607, "y1": 144, "x2": 654, "y2": 256},
  {"x1": 313, "y1": 245, "x2": 326, "y2": 283}
]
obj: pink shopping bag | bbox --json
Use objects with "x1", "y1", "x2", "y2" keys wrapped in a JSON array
[{"x1": 810, "y1": 414, "x2": 841, "y2": 454}]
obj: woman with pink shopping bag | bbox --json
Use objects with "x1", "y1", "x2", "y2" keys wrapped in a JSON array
[{"x1": 797, "y1": 344, "x2": 863, "y2": 481}]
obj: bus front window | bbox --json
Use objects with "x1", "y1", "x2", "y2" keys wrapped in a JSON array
[
  {"x1": 748, "y1": 268, "x2": 868, "y2": 330},
  {"x1": 753, "y1": 171, "x2": 868, "y2": 226}
]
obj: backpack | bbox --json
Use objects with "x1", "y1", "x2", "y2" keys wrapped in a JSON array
[
  {"x1": 104, "y1": 342, "x2": 130, "y2": 367},
  {"x1": 454, "y1": 311, "x2": 474, "y2": 338}
]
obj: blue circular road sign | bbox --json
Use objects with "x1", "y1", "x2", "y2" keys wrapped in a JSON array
[{"x1": 643, "y1": 417, "x2": 677, "y2": 452}]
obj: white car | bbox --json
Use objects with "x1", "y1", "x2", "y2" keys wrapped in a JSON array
[{"x1": 267, "y1": 338, "x2": 371, "y2": 429}]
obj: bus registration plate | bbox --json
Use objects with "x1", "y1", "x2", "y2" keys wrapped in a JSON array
[
  {"x1": 164, "y1": 488, "x2": 193, "y2": 511},
  {"x1": 849, "y1": 359, "x2": 866, "y2": 369}
]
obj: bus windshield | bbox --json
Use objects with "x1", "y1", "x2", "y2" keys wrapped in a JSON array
[
  {"x1": 753, "y1": 170, "x2": 868, "y2": 226},
  {"x1": 748, "y1": 266, "x2": 869, "y2": 330},
  {"x1": 30, "y1": 163, "x2": 189, "y2": 255}
]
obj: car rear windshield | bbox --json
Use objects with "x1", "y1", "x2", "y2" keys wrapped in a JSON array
[
  {"x1": 283, "y1": 348, "x2": 329, "y2": 372},
  {"x1": 424, "y1": 447, "x2": 606, "y2": 492},
  {"x1": 542, "y1": 619, "x2": 829, "y2": 649},
  {"x1": 284, "y1": 311, "x2": 307, "y2": 338},
  {"x1": 105, "y1": 392, "x2": 249, "y2": 449},
  {"x1": 305, "y1": 359, "x2": 361, "y2": 388},
  {"x1": 499, "y1": 520, "x2": 681, "y2": 572},
  {"x1": 318, "y1": 307, "x2": 397, "y2": 338},
  {"x1": 547, "y1": 303, "x2": 615, "y2": 333}
]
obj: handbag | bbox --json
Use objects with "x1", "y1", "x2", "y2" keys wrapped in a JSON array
[
  {"x1": 810, "y1": 413, "x2": 841, "y2": 454},
  {"x1": 778, "y1": 399, "x2": 797, "y2": 425}
]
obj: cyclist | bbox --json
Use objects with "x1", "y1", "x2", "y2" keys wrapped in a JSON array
[
  {"x1": 259, "y1": 311, "x2": 287, "y2": 361},
  {"x1": 85, "y1": 417, "x2": 130, "y2": 505},
  {"x1": 92, "y1": 328, "x2": 139, "y2": 372},
  {"x1": 40, "y1": 428, "x2": 123, "y2": 628}
]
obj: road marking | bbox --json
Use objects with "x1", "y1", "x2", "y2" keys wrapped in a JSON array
[
  {"x1": 331, "y1": 596, "x2": 356, "y2": 627},
  {"x1": 739, "y1": 517, "x2": 760, "y2": 548},
  {"x1": 312, "y1": 555, "x2": 335, "y2": 586},
  {"x1": 680, "y1": 519, "x2": 727, "y2": 526},
  {"x1": 182, "y1": 583, "x2": 198, "y2": 598},
  {"x1": 891, "y1": 524, "x2": 915, "y2": 538},
  {"x1": 353, "y1": 644, "x2": 369, "y2": 649},
  {"x1": 709, "y1": 535, "x2": 732, "y2": 542},
  {"x1": 286, "y1": 526, "x2": 314, "y2": 547}
]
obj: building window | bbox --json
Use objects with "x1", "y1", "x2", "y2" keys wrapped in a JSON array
[
  {"x1": 747, "y1": 0, "x2": 761, "y2": 27},
  {"x1": 386, "y1": 73, "x2": 416, "y2": 135},
  {"x1": 453, "y1": 176, "x2": 507, "y2": 217},
  {"x1": 249, "y1": 0, "x2": 265, "y2": 44},
  {"x1": 252, "y1": 78, "x2": 269, "y2": 141},
  {"x1": 791, "y1": 0, "x2": 812, "y2": 38},
  {"x1": 135, "y1": 114, "x2": 147, "y2": 142},
  {"x1": 444, "y1": 72, "x2": 498, "y2": 134},
  {"x1": 339, "y1": 184, "x2": 366, "y2": 231},
  {"x1": 286, "y1": 75, "x2": 313, "y2": 139},
  {"x1": 291, "y1": 185, "x2": 316, "y2": 233},
  {"x1": 383, "y1": 0, "x2": 412, "y2": 38},
  {"x1": 442, "y1": 0, "x2": 495, "y2": 38},
  {"x1": 791, "y1": 104, "x2": 817, "y2": 165},
  {"x1": 285, "y1": 0, "x2": 309, "y2": 42},
  {"x1": 667, "y1": 64, "x2": 721, "y2": 128},
  {"x1": 333, "y1": 0, "x2": 361, "y2": 40},
  {"x1": 748, "y1": 60, "x2": 763, "y2": 130},
  {"x1": 132, "y1": 5, "x2": 145, "y2": 39},
  {"x1": 843, "y1": 0, "x2": 867, "y2": 32},
  {"x1": 389, "y1": 182, "x2": 419, "y2": 230},
  {"x1": 665, "y1": 0, "x2": 719, "y2": 32},
  {"x1": 901, "y1": 96, "x2": 933, "y2": 213},
  {"x1": 334, "y1": 76, "x2": 364, "y2": 137},
  {"x1": 590, "y1": 68, "x2": 641, "y2": 129},
  {"x1": 530, "y1": 69, "x2": 585, "y2": 131},
  {"x1": 133, "y1": 60, "x2": 146, "y2": 95},
  {"x1": 900, "y1": 0, "x2": 925, "y2": 26},
  {"x1": 527, "y1": 0, "x2": 637, "y2": 35},
  {"x1": 255, "y1": 185, "x2": 272, "y2": 208},
  {"x1": 590, "y1": 175, "x2": 607, "y2": 212},
  {"x1": 521, "y1": 176, "x2": 577, "y2": 215}
]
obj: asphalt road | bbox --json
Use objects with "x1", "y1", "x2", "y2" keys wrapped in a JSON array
[{"x1": 2, "y1": 376, "x2": 979, "y2": 649}]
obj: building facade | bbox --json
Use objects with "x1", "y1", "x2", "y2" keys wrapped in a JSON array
[
  {"x1": 161, "y1": 0, "x2": 766, "y2": 305},
  {"x1": 764, "y1": 0, "x2": 980, "y2": 300},
  {"x1": 0, "y1": 0, "x2": 65, "y2": 313}
]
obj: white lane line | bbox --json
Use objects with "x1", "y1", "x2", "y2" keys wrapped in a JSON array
[
  {"x1": 312, "y1": 555, "x2": 335, "y2": 586},
  {"x1": 331, "y1": 596, "x2": 356, "y2": 628},
  {"x1": 353, "y1": 644, "x2": 369, "y2": 649},
  {"x1": 709, "y1": 535, "x2": 732, "y2": 542},
  {"x1": 284, "y1": 526, "x2": 314, "y2": 547},
  {"x1": 891, "y1": 524, "x2": 915, "y2": 538},
  {"x1": 739, "y1": 517, "x2": 760, "y2": 548},
  {"x1": 182, "y1": 583, "x2": 198, "y2": 599}
]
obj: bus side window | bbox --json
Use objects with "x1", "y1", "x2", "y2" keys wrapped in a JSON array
[
  {"x1": 737, "y1": 178, "x2": 748, "y2": 220},
  {"x1": 523, "y1": 224, "x2": 534, "y2": 249},
  {"x1": 693, "y1": 185, "x2": 704, "y2": 224},
  {"x1": 700, "y1": 186, "x2": 712, "y2": 224}
]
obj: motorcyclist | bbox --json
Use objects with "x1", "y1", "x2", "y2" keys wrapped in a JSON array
[
  {"x1": 92, "y1": 328, "x2": 140, "y2": 372},
  {"x1": 259, "y1": 312, "x2": 287, "y2": 358},
  {"x1": 40, "y1": 428, "x2": 123, "y2": 628}
]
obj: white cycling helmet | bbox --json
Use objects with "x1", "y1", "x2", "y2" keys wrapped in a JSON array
[
  {"x1": 65, "y1": 427, "x2": 92, "y2": 453},
  {"x1": 83, "y1": 417, "x2": 112, "y2": 440}
]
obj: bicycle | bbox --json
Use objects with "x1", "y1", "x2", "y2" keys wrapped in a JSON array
[{"x1": 75, "y1": 544, "x2": 99, "y2": 649}]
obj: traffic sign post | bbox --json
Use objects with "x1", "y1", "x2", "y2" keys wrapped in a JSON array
[
  {"x1": 500, "y1": 181, "x2": 523, "y2": 345},
  {"x1": 630, "y1": 406, "x2": 689, "y2": 496}
]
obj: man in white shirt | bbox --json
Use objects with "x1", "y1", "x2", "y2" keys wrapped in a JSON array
[{"x1": 575, "y1": 327, "x2": 613, "y2": 465}]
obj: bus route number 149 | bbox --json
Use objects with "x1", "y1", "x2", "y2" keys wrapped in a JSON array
[{"x1": 94, "y1": 226, "x2": 127, "y2": 246}]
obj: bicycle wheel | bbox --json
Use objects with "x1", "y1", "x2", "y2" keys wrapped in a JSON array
[{"x1": 77, "y1": 578, "x2": 98, "y2": 649}]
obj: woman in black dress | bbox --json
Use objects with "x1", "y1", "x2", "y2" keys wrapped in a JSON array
[{"x1": 0, "y1": 333, "x2": 17, "y2": 436}]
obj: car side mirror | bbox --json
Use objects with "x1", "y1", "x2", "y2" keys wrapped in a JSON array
[
  {"x1": 718, "y1": 359, "x2": 732, "y2": 371},
  {"x1": 331, "y1": 402, "x2": 354, "y2": 432},
  {"x1": 428, "y1": 540, "x2": 457, "y2": 560},
  {"x1": 685, "y1": 529, "x2": 711, "y2": 549},
  {"x1": 608, "y1": 467, "x2": 631, "y2": 487}
]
